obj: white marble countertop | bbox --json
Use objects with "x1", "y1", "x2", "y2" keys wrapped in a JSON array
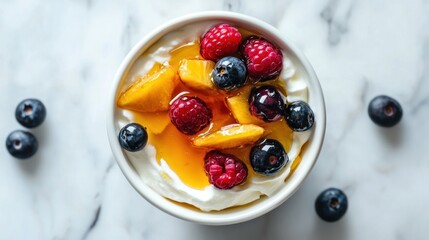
[{"x1": 1, "y1": 0, "x2": 429, "y2": 239}]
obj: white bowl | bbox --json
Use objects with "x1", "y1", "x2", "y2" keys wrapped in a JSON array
[{"x1": 107, "y1": 11, "x2": 326, "y2": 225}]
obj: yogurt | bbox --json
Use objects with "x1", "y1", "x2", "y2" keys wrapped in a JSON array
[{"x1": 116, "y1": 22, "x2": 313, "y2": 211}]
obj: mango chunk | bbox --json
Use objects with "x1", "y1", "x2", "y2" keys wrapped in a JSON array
[
  {"x1": 133, "y1": 111, "x2": 170, "y2": 134},
  {"x1": 169, "y1": 42, "x2": 202, "y2": 68},
  {"x1": 226, "y1": 86, "x2": 265, "y2": 125},
  {"x1": 178, "y1": 59, "x2": 215, "y2": 91},
  {"x1": 193, "y1": 124, "x2": 264, "y2": 149},
  {"x1": 117, "y1": 66, "x2": 178, "y2": 113}
]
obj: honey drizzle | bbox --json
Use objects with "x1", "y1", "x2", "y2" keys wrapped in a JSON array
[{"x1": 132, "y1": 41, "x2": 299, "y2": 189}]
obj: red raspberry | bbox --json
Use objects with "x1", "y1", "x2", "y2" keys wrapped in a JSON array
[
  {"x1": 204, "y1": 151, "x2": 248, "y2": 190},
  {"x1": 200, "y1": 24, "x2": 242, "y2": 61},
  {"x1": 242, "y1": 36, "x2": 283, "y2": 81},
  {"x1": 169, "y1": 96, "x2": 212, "y2": 135}
]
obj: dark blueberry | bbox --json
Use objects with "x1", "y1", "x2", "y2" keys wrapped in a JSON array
[
  {"x1": 250, "y1": 139, "x2": 288, "y2": 175},
  {"x1": 249, "y1": 85, "x2": 285, "y2": 122},
  {"x1": 368, "y1": 95, "x2": 402, "y2": 127},
  {"x1": 118, "y1": 123, "x2": 148, "y2": 152},
  {"x1": 15, "y1": 98, "x2": 47, "y2": 128},
  {"x1": 284, "y1": 101, "x2": 314, "y2": 131},
  {"x1": 212, "y1": 56, "x2": 247, "y2": 91},
  {"x1": 6, "y1": 130, "x2": 38, "y2": 159},
  {"x1": 315, "y1": 188, "x2": 348, "y2": 222}
]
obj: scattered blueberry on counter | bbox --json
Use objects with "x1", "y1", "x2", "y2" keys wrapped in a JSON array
[
  {"x1": 315, "y1": 188, "x2": 348, "y2": 222},
  {"x1": 15, "y1": 98, "x2": 46, "y2": 128},
  {"x1": 6, "y1": 130, "x2": 38, "y2": 159},
  {"x1": 5, "y1": 99, "x2": 46, "y2": 159},
  {"x1": 368, "y1": 95, "x2": 402, "y2": 127},
  {"x1": 118, "y1": 123, "x2": 148, "y2": 152}
]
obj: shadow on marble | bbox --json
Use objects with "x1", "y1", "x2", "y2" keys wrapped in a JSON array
[
  {"x1": 15, "y1": 123, "x2": 49, "y2": 175},
  {"x1": 193, "y1": 215, "x2": 270, "y2": 240},
  {"x1": 314, "y1": 217, "x2": 349, "y2": 240},
  {"x1": 191, "y1": 210, "x2": 350, "y2": 240},
  {"x1": 376, "y1": 122, "x2": 404, "y2": 147}
]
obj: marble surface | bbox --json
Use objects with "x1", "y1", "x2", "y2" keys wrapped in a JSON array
[{"x1": 1, "y1": 0, "x2": 429, "y2": 239}]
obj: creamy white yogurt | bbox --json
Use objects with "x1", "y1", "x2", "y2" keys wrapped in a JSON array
[{"x1": 116, "y1": 22, "x2": 313, "y2": 211}]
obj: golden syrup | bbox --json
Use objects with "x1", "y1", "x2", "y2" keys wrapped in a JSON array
[
  {"x1": 168, "y1": 42, "x2": 203, "y2": 69},
  {"x1": 132, "y1": 41, "x2": 296, "y2": 189}
]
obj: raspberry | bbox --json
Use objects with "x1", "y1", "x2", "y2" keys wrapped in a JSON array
[
  {"x1": 242, "y1": 36, "x2": 283, "y2": 81},
  {"x1": 204, "y1": 150, "x2": 248, "y2": 190},
  {"x1": 200, "y1": 24, "x2": 242, "y2": 61},
  {"x1": 169, "y1": 96, "x2": 212, "y2": 135}
]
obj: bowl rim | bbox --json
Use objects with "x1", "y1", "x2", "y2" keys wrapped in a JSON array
[{"x1": 106, "y1": 11, "x2": 326, "y2": 225}]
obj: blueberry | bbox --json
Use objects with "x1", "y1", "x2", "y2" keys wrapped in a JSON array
[
  {"x1": 118, "y1": 123, "x2": 148, "y2": 152},
  {"x1": 368, "y1": 95, "x2": 402, "y2": 127},
  {"x1": 315, "y1": 188, "x2": 348, "y2": 222},
  {"x1": 15, "y1": 98, "x2": 46, "y2": 128},
  {"x1": 212, "y1": 56, "x2": 247, "y2": 91},
  {"x1": 284, "y1": 101, "x2": 314, "y2": 131},
  {"x1": 6, "y1": 130, "x2": 38, "y2": 159},
  {"x1": 250, "y1": 139, "x2": 288, "y2": 175},
  {"x1": 249, "y1": 85, "x2": 285, "y2": 122}
]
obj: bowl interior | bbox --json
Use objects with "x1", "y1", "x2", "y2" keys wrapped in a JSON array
[{"x1": 107, "y1": 11, "x2": 325, "y2": 225}]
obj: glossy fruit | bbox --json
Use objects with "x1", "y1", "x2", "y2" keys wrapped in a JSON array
[
  {"x1": 117, "y1": 65, "x2": 178, "y2": 112},
  {"x1": 6, "y1": 130, "x2": 38, "y2": 159},
  {"x1": 200, "y1": 24, "x2": 242, "y2": 61},
  {"x1": 204, "y1": 150, "x2": 248, "y2": 189},
  {"x1": 133, "y1": 112, "x2": 170, "y2": 135},
  {"x1": 226, "y1": 86, "x2": 265, "y2": 125},
  {"x1": 242, "y1": 36, "x2": 283, "y2": 81},
  {"x1": 368, "y1": 95, "x2": 402, "y2": 127},
  {"x1": 15, "y1": 99, "x2": 46, "y2": 128},
  {"x1": 315, "y1": 188, "x2": 348, "y2": 222},
  {"x1": 193, "y1": 124, "x2": 264, "y2": 149},
  {"x1": 169, "y1": 96, "x2": 212, "y2": 135},
  {"x1": 284, "y1": 101, "x2": 315, "y2": 131},
  {"x1": 249, "y1": 86, "x2": 285, "y2": 122},
  {"x1": 250, "y1": 139, "x2": 288, "y2": 175},
  {"x1": 178, "y1": 59, "x2": 215, "y2": 91},
  {"x1": 118, "y1": 123, "x2": 148, "y2": 152},
  {"x1": 212, "y1": 56, "x2": 247, "y2": 91}
]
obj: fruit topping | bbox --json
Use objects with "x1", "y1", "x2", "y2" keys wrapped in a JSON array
[
  {"x1": 249, "y1": 85, "x2": 285, "y2": 122},
  {"x1": 133, "y1": 112, "x2": 170, "y2": 135},
  {"x1": 368, "y1": 95, "x2": 402, "y2": 127},
  {"x1": 15, "y1": 98, "x2": 46, "y2": 128},
  {"x1": 284, "y1": 101, "x2": 314, "y2": 132},
  {"x1": 114, "y1": 24, "x2": 312, "y2": 193},
  {"x1": 193, "y1": 124, "x2": 264, "y2": 149},
  {"x1": 212, "y1": 56, "x2": 247, "y2": 91},
  {"x1": 315, "y1": 188, "x2": 348, "y2": 222},
  {"x1": 204, "y1": 150, "x2": 248, "y2": 189},
  {"x1": 6, "y1": 130, "x2": 38, "y2": 159},
  {"x1": 242, "y1": 36, "x2": 283, "y2": 81},
  {"x1": 200, "y1": 24, "x2": 242, "y2": 61},
  {"x1": 250, "y1": 139, "x2": 288, "y2": 175},
  {"x1": 169, "y1": 96, "x2": 212, "y2": 135},
  {"x1": 178, "y1": 59, "x2": 215, "y2": 91},
  {"x1": 226, "y1": 86, "x2": 265, "y2": 125},
  {"x1": 117, "y1": 65, "x2": 178, "y2": 113},
  {"x1": 118, "y1": 123, "x2": 148, "y2": 152}
]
